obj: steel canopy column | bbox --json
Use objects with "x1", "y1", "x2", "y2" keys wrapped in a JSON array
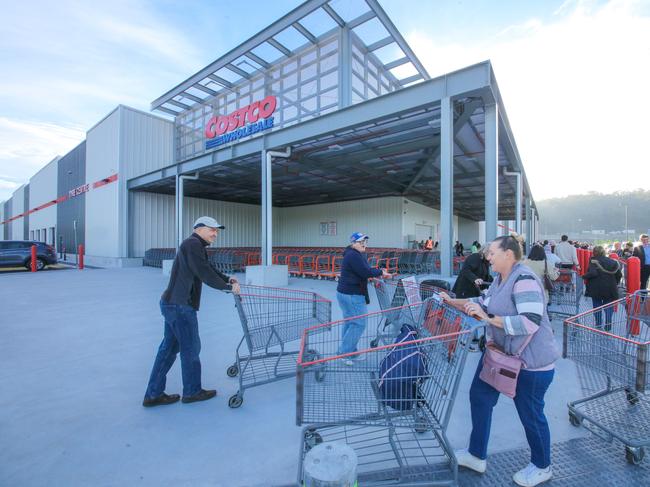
[
  {"x1": 484, "y1": 103, "x2": 499, "y2": 243},
  {"x1": 261, "y1": 148, "x2": 291, "y2": 266},
  {"x1": 261, "y1": 150, "x2": 272, "y2": 265},
  {"x1": 440, "y1": 97, "x2": 454, "y2": 277},
  {"x1": 175, "y1": 174, "x2": 181, "y2": 248},
  {"x1": 525, "y1": 198, "x2": 532, "y2": 247},
  {"x1": 339, "y1": 26, "x2": 351, "y2": 109}
]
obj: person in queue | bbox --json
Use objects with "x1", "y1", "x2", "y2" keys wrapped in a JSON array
[
  {"x1": 521, "y1": 244, "x2": 559, "y2": 303},
  {"x1": 441, "y1": 234, "x2": 559, "y2": 487},
  {"x1": 583, "y1": 245, "x2": 622, "y2": 330},
  {"x1": 337, "y1": 232, "x2": 391, "y2": 365},
  {"x1": 451, "y1": 246, "x2": 492, "y2": 299},
  {"x1": 143, "y1": 216, "x2": 240, "y2": 407}
]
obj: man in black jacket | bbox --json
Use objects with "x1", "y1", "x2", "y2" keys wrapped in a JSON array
[
  {"x1": 451, "y1": 249, "x2": 492, "y2": 299},
  {"x1": 143, "y1": 216, "x2": 240, "y2": 407},
  {"x1": 633, "y1": 234, "x2": 650, "y2": 290}
]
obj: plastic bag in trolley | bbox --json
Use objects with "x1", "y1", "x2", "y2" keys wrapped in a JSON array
[{"x1": 378, "y1": 324, "x2": 428, "y2": 411}]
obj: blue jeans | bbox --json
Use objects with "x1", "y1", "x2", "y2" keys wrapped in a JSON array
[
  {"x1": 592, "y1": 297, "x2": 614, "y2": 330},
  {"x1": 336, "y1": 292, "x2": 368, "y2": 355},
  {"x1": 468, "y1": 356, "x2": 555, "y2": 468},
  {"x1": 145, "y1": 300, "x2": 202, "y2": 399}
]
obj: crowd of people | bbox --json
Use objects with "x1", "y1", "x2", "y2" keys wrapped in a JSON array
[{"x1": 141, "y1": 218, "x2": 648, "y2": 487}]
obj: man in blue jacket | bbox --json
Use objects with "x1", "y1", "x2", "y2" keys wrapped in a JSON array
[
  {"x1": 143, "y1": 216, "x2": 240, "y2": 407},
  {"x1": 337, "y1": 232, "x2": 390, "y2": 362}
]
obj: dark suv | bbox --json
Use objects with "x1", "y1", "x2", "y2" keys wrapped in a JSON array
[{"x1": 0, "y1": 241, "x2": 58, "y2": 270}]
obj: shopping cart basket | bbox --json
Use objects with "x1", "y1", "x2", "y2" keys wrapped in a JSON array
[
  {"x1": 548, "y1": 269, "x2": 586, "y2": 320},
  {"x1": 296, "y1": 298, "x2": 481, "y2": 485},
  {"x1": 563, "y1": 290, "x2": 650, "y2": 464},
  {"x1": 227, "y1": 285, "x2": 331, "y2": 408}
]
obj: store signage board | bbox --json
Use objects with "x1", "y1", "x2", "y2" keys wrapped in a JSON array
[{"x1": 204, "y1": 95, "x2": 277, "y2": 150}]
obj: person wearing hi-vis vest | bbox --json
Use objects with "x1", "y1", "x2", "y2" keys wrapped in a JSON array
[
  {"x1": 441, "y1": 234, "x2": 560, "y2": 487},
  {"x1": 142, "y1": 216, "x2": 240, "y2": 407}
]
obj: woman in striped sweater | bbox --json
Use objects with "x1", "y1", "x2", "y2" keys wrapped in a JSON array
[{"x1": 441, "y1": 234, "x2": 560, "y2": 487}]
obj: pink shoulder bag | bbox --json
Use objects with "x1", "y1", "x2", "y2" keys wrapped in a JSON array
[{"x1": 479, "y1": 334, "x2": 533, "y2": 398}]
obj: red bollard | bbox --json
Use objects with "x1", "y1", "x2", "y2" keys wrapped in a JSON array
[
  {"x1": 31, "y1": 245, "x2": 37, "y2": 272},
  {"x1": 627, "y1": 257, "x2": 641, "y2": 335},
  {"x1": 78, "y1": 244, "x2": 84, "y2": 270}
]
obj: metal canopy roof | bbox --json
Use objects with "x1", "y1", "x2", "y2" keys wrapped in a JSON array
[
  {"x1": 151, "y1": 0, "x2": 430, "y2": 116},
  {"x1": 137, "y1": 95, "x2": 526, "y2": 221}
]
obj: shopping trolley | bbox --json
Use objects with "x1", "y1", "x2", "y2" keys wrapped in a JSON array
[
  {"x1": 296, "y1": 298, "x2": 482, "y2": 485},
  {"x1": 548, "y1": 269, "x2": 586, "y2": 320},
  {"x1": 372, "y1": 277, "x2": 426, "y2": 347},
  {"x1": 563, "y1": 290, "x2": 650, "y2": 464},
  {"x1": 227, "y1": 285, "x2": 331, "y2": 408}
]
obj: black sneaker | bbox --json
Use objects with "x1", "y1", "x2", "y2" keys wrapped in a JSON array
[
  {"x1": 182, "y1": 389, "x2": 217, "y2": 404},
  {"x1": 142, "y1": 393, "x2": 180, "y2": 407}
]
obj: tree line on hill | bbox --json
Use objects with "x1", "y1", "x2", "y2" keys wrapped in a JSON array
[{"x1": 536, "y1": 189, "x2": 650, "y2": 238}]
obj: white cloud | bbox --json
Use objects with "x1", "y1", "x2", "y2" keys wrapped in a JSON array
[
  {"x1": 406, "y1": 0, "x2": 650, "y2": 200},
  {"x1": 0, "y1": 118, "x2": 85, "y2": 201}
]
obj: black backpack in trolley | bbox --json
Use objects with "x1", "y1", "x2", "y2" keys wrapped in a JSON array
[{"x1": 378, "y1": 324, "x2": 428, "y2": 411}]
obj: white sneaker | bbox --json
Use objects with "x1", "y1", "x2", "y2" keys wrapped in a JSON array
[
  {"x1": 513, "y1": 463, "x2": 552, "y2": 487},
  {"x1": 343, "y1": 359, "x2": 354, "y2": 366},
  {"x1": 454, "y1": 448, "x2": 486, "y2": 474}
]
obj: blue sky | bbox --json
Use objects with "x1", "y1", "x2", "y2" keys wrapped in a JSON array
[{"x1": 1, "y1": 0, "x2": 649, "y2": 202}]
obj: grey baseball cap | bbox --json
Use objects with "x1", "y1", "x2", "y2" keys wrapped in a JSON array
[{"x1": 193, "y1": 216, "x2": 225, "y2": 229}]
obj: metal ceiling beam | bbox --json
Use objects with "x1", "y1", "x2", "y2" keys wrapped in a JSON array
[
  {"x1": 245, "y1": 52, "x2": 270, "y2": 69},
  {"x1": 181, "y1": 92, "x2": 206, "y2": 104},
  {"x1": 207, "y1": 74, "x2": 234, "y2": 89},
  {"x1": 150, "y1": 0, "x2": 331, "y2": 110},
  {"x1": 400, "y1": 74, "x2": 423, "y2": 86},
  {"x1": 193, "y1": 84, "x2": 218, "y2": 97},
  {"x1": 364, "y1": 0, "x2": 430, "y2": 80},
  {"x1": 322, "y1": 3, "x2": 345, "y2": 27},
  {"x1": 347, "y1": 10, "x2": 376, "y2": 29},
  {"x1": 367, "y1": 36, "x2": 394, "y2": 52},
  {"x1": 225, "y1": 63, "x2": 251, "y2": 79},
  {"x1": 384, "y1": 56, "x2": 408, "y2": 70},
  {"x1": 404, "y1": 100, "x2": 482, "y2": 192},
  {"x1": 293, "y1": 22, "x2": 317, "y2": 44},
  {"x1": 268, "y1": 38, "x2": 292, "y2": 57},
  {"x1": 167, "y1": 99, "x2": 192, "y2": 111}
]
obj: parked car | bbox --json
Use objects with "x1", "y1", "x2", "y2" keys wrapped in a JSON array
[{"x1": 0, "y1": 241, "x2": 58, "y2": 270}]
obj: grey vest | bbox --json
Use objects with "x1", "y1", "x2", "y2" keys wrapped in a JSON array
[{"x1": 485, "y1": 263, "x2": 560, "y2": 369}]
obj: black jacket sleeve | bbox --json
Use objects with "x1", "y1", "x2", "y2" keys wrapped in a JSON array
[
  {"x1": 582, "y1": 263, "x2": 598, "y2": 280},
  {"x1": 186, "y1": 240, "x2": 232, "y2": 291},
  {"x1": 459, "y1": 253, "x2": 482, "y2": 282}
]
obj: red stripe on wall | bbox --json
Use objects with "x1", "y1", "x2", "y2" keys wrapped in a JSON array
[{"x1": 0, "y1": 173, "x2": 118, "y2": 226}]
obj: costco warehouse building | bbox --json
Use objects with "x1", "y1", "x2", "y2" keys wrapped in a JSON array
[{"x1": 0, "y1": 0, "x2": 539, "y2": 280}]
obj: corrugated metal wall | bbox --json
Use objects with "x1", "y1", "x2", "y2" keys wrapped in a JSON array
[
  {"x1": 86, "y1": 110, "x2": 121, "y2": 258},
  {"x1": 29, "y1": 158, "x2": 58, "y2": 236},
  {"x1": 129, "y1": 192, "x2": 262, "y2": 256},
  {"x1": 0, "y1": 202, "x2": 5, "y2": 240},
  {"x1": 275, "y1": 197, "x2": 403, "y2": 248},
  {"x1": 3, "y1": 200, "x2": 10, "y2": 240},
  {"x1": 130, "y1": 192, "x2": 175, "y2": 257},
  {"x1": 182, "y1": 196, "x2": 261, "y2": 248},
  {"x1": 11, "y1": 186, "x2": 25, "y2": 241},
  {"x1": 121, "y1": 107, "x2": 174, "y2": 180},
  {"x1": 57, "y1": 141, "x2": 86, "y2": 254},
  {"x1": 23, "y1": 184, "x2": 29, "y2": 240}
]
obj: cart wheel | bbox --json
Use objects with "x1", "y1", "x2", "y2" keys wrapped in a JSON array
[
  {"x1": 568, "y1": 411, "x2": 582, "y2": 427},
  {"x1": 478, "y1": 335, "x2": 486, "y2": 353},
  {"x1": 625, "y1": 446, "x2": 645, "y2": 465},
  {"x1": 626, "y1": 389, "x2": 640, "y2": 406},
  {"x1": 370, "y1": 338, "x2": 379, "y2": 348},
  {"x1": 228, "y1": 394, "x2": 243, "y2": 408},
  {"x1": 304, "y1": 430, "x2": 323, "y2": 451},
  {"x1": 334, "y1": 277, "x2": 339, "y2": 282},
  {"x1": 226, "y1": 364, "x2": 239, "y2": 377}
]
